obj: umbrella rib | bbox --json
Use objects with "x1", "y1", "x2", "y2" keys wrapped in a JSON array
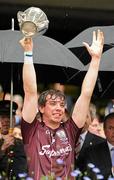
[
  {"x1": 62, "y1": 68, "x2": 70, "y2": 79},
  {"x1": 97, "y1": 77, "x2": 103, "y2": 92},
  {"x1": 78, "y1": 48, "x2": 86, "y2": 59},
  {"x1": 101, "y1": 79, "x2": 114, "y2": 98},
  {"x1": 66, "y1": 70, "x2": 82, "y2": 83}
]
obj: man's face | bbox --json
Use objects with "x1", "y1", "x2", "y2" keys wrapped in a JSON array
[
  {"x1": 0, "y1": 115, "x2": 10, "y2": 135},
  {"x1": 88, "y1": 118, "x2": 101, "y2": 136},
  {"x1": 0, "y1": 115, "x2": 15, "y2": 135},
  {"x1": 104, "y1": 118, "x2": 114, "y2": 145},
  {"x1": 39, "y1": 95, "x2": 66, "y2": 127}
]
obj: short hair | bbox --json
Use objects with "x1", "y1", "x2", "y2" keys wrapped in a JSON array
[
  {"x1": 103, "y1": 112, "x2": 114, "y2": 129},
  {"x1": 38, "y1": 89, "x2": 66, "y2": 107}
]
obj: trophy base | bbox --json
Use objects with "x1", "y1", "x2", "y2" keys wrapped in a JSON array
[{"x1": 21, "y1": 21, "x2": 37, "y2": 37}]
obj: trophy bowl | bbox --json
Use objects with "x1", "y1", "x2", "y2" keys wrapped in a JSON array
[{"x1": 17, "y1": 7, "x2": 49, "y2": 37}]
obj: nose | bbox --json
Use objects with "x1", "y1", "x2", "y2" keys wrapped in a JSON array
[{"x1": 55, "y1": 102, "x2": 63, "y2": 110}]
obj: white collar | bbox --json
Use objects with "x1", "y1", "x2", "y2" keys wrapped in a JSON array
[
  {"x1": 80, "y1": 131, "x2": 88, "y2": 141},
  {"x1": 107, "y1": 141, "x2": 114, "y2": 151}
]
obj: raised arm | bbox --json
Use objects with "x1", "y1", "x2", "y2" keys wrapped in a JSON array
[
  {"x1": 20, "y1": 38, "x2": 38, "y2": 123},
  {"x1": 72, "y1": 30, "x2": 104, "y2": 128}
]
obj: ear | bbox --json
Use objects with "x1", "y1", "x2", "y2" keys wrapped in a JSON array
[{"x1": 39, "y1": 106, "x2": 45, "y2": 113}]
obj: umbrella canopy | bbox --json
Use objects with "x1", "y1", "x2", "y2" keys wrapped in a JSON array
[
  {"x1": 77, "y1": 48, "x2": 114, "y2": 98},
  {"x1": 0, "y1": 30, "x2": 84, "y2": 93},
  {"x1": 65, "y1": 25, "x2": 114, "y2": 65}
]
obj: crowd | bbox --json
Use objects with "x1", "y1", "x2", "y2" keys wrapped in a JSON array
[{"x1": 0, "y1": 28, "x2": 114, "y2": 180}]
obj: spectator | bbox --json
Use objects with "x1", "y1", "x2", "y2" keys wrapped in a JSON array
[
  {"x1": 105, "y1": 99, "x2": 114, "y2": 115},
  {"x1": 13, "y1": 94, "x2": 24, "y2": 125},
  {"x1": 76, "y1": 112, "x2": 114, "y2": 179},
  {"x1": 4, "y1": 93, "x2": 24, "y2": 125},
  {"x1": 88, "y1": 103, "x2": 106, "y2": 138},
  {"x1": 75, "y1": 105, "x2": 105, "y2": 159},
  {"x1": 0, "y1": 100, "x2": 28, "y2": 179},
  {"x1": 88, "y1": 114, "x2": 103, "y2": 136}
]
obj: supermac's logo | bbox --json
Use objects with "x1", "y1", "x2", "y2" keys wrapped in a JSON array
[
  {"x1": 56, "y1": 130, "x2": 68, "y2": 142},
  {"x1": 39, "y1": 144, "x2": 72, "y2": 158}
]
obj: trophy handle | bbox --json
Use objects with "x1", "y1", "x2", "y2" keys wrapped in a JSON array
[
  {"x1": 17, "y1": 11, "x2": 26, "y2": 22},
  {"x1": 36, "y1": 20, "x2": 49, "y2": 28}
]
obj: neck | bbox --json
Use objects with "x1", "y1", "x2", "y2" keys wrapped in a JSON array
[{"x1": 44, "y1": 120, "x2": 60, "y2": 129}]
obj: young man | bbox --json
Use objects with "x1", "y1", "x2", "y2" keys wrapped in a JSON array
[{"x1": 20, "y1": 30, "x2": 104, "y2": 179}]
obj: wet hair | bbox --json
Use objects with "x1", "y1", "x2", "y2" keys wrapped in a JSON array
[
  {"x1": 38, "y1": 89, "x2": 67, "y2": 107},
  {"x1": 103, "y1": 112, "x2": 114, "y2": 129}
]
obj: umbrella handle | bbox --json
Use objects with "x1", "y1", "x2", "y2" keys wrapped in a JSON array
[{"x1": 9, "y1": 128, "x2": 14, "y2": 134}]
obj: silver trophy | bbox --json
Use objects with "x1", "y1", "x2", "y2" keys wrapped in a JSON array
[{"x1": 17, "y1": 7, "x2": 49, "y2": 37}]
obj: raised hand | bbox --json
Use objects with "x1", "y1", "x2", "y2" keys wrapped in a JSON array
[
  {"x1": 19, "y1": 37, "x2": 33, "y2": 52},
  {"x1": 83, "y1": 29, "x2": 104, "y2": 60},
  {"x1": 1, "y1": 134, "x2": 15, "y2": 151}
]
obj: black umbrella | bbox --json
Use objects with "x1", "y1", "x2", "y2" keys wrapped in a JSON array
[
  {"x1": 65, "y1": 25, "x2": 114, "y2": 65},
  {"x1": 0, "y1": 30, "x2": 84, "y2": 94}
]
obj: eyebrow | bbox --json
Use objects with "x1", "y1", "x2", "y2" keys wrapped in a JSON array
[{"x1": 47, "y1": 99, "x2": 65, "y2": 102}]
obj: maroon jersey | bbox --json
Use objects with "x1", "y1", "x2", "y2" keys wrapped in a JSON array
[{"x1": 21, "y1": 117, "x2": 82, "y2": 180}]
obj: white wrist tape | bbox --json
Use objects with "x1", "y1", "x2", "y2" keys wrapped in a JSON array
[{"x1": 24, "y1": 51, "x2": 33, "y2": 64}]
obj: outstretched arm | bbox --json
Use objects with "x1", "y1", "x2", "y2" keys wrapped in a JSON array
[
  {"x1": 20, "y1": 38, "x2": 38, "y2": 123},
  {"x1": 72, "y1": 30, "x2": 104, "y2": 128}
]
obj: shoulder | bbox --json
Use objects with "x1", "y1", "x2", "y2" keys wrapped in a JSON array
[
  {"x1": 65, "y1": 117, "x2": 82, "y2": 130},
  {"x1": 87, "y1": 132, "x2": 106, "y2": 142}
]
